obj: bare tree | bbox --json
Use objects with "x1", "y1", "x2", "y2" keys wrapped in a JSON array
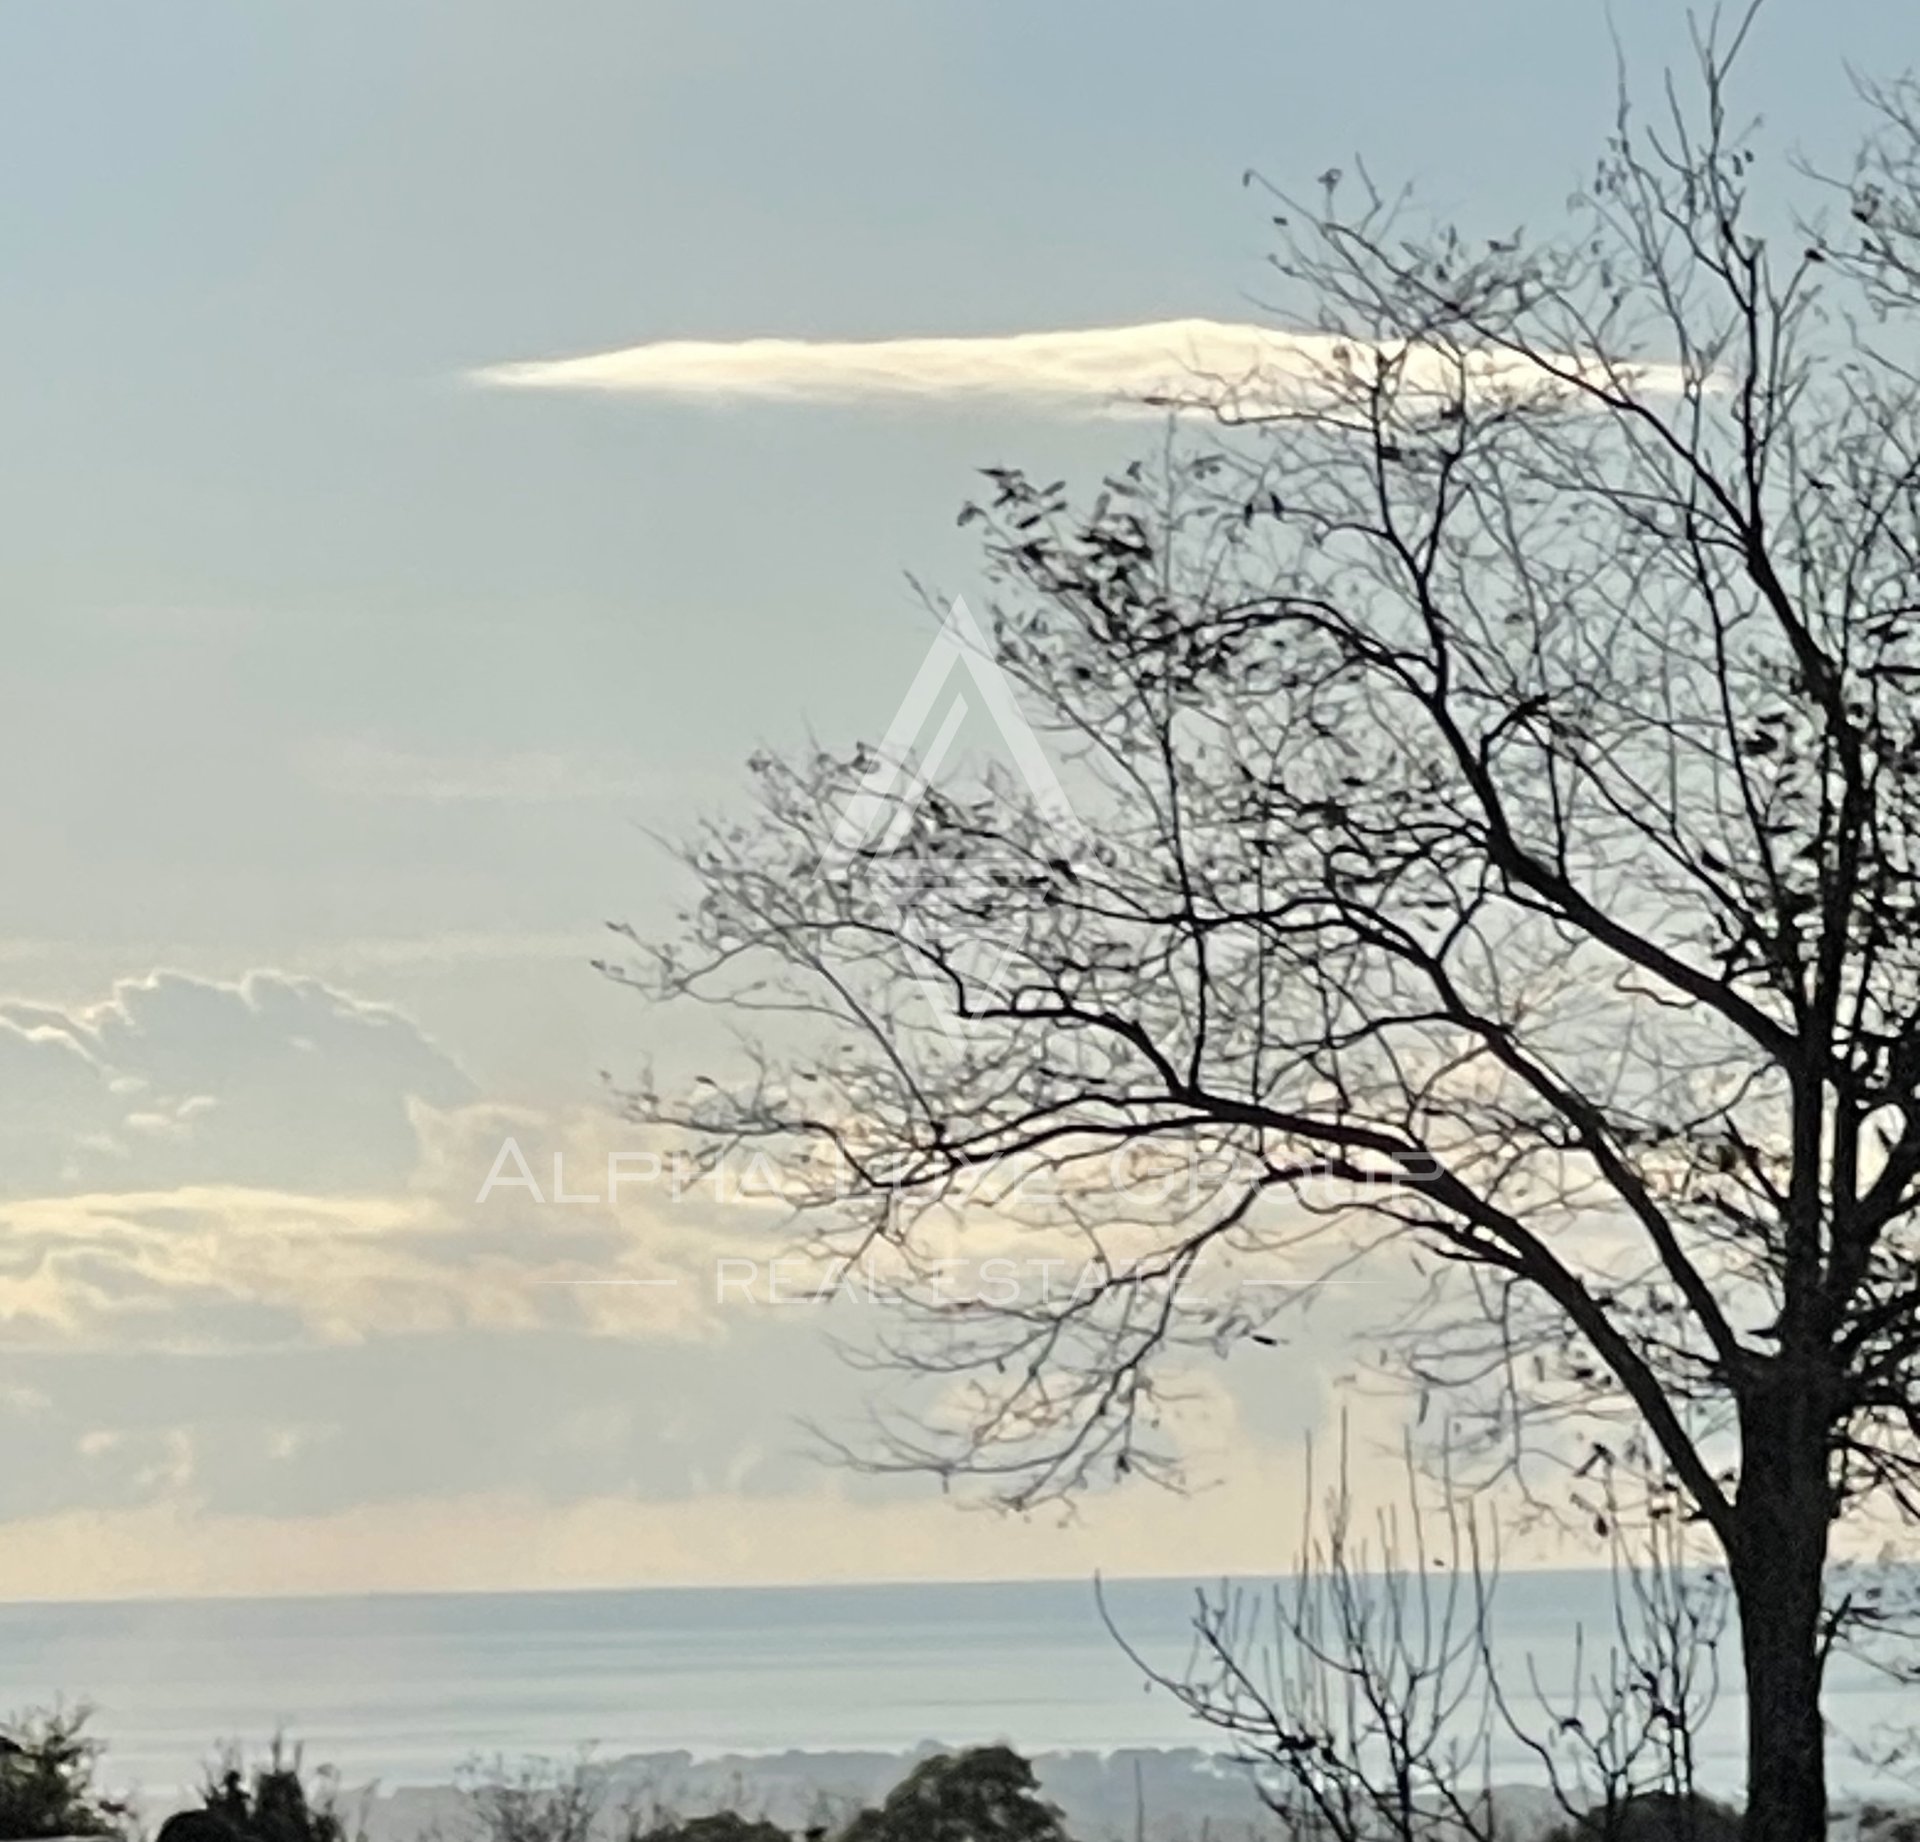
[
  {"x1": 1113, "y1": 1436, "x2": 1503, "y2": 1842},
  {"x1": 1104, "y1": 1433, "x2": 1726, "y2": 1842},
  {"x1": 455, "y1": 1754, "x2": 605, "y2": 1842},
  {"x1": 613, "y1": 13, "x2": 1920, "y2": 1839},
  {"x1": 1493, "y1": 1487, "x2": 1729, "y2": 1842}
]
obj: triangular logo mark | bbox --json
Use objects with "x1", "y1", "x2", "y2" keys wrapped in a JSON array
[
  {"x1": 829, "y1": 597, "x2": 1076, "y2": 860},
  {"x1": 828, "y1": 597, "x2": 1082, "y2": 1042}
]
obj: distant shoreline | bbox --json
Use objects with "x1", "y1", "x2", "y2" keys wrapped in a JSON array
[{"x1": 0, "y1": 1561, "x2": 1747, "y2": 1613}]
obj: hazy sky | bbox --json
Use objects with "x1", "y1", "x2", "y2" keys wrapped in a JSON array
[{"x1": 3, "y1": 0, "x2": 1914, "y2": 1600}]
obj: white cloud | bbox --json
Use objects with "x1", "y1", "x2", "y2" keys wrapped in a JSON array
[
  {"x1": 474, "y1": 318, "x2": 1323, "y2": 412},
  {"x1": 472, "y1": 316, "x2": 1692, "y2": 415},
  {"x1": 0, "y1": 970, "x2": 474, "y2": 1197},
  {"x1": 0, "y1": 1101, "x2": 787, "y2": 1356}
]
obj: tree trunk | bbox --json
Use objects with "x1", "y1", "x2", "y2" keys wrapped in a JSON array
[{"x1": 1729, "y1": 1391, "x2": 1830, "y2": 1842}]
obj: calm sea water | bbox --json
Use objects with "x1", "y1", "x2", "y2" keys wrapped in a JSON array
[{"x1": 0, "y1": 1574, "x2": 1905, "y2": 1797}]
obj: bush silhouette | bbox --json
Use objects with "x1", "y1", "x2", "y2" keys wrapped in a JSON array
[
  {"x1": 159, "y1": 1742, "x2": 352, "y2": 1842},
  {"x1": 633, "y1": 1819, "x2": 792, "y2": 1842},
  {"x1": 0, "y1": 1707, "x2": 126, "y2": 1839},
  {"x1": 839, "y1": 1748, "x2": 1068, "y2": 1842},
  {"x1": 1547, "y1": 1791, "x2": 1744, "y2": 1842}
]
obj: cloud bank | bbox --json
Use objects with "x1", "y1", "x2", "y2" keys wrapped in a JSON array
[
  {"x1": 473, "y1": 317, "x2": 1690, "y2": 415},
  {"x1": 0, "y1": 967, "x2": 1415, "y2": 1596},
  {"x1": 0, "y1": 971, "x2": 475, "y2": 1198}
]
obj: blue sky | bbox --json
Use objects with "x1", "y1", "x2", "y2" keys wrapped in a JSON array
[{"x1": 1, "y1": 0, "x2": 1913, "y2": 1597}]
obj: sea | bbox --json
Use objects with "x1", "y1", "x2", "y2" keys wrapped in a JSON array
[{"x1": 0, "y1": 1574, "x2": 1909, "y2": 1801}]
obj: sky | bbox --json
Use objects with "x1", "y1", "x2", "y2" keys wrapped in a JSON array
[{"x1": 2, "y1": 0, "x2": 1916, "y2": 1601}]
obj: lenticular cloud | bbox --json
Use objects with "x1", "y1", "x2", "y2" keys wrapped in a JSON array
[
  {"x1": 473, "y1": 318, "x2": 1299, "y2": 409},
  {"x1": 473, "y1": 317, "x2": 1692, "y2": 417}
]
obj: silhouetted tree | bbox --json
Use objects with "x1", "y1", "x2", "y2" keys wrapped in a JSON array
[
  {"x1": 620, "y1": 11, "x2": 1920, "y2": 1842},
  {"x1": 0, "y1": 1708, "x2": 125, "y2": 1840},
  {"x1": 839, "y1": 1749, "x2": 1068, "y2": 1842},
  {"x1": 168, "y1": 1740, "x2": 354, "y2": 1842}
]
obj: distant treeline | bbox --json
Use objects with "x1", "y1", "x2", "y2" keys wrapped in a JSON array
[{"x1": 0, "y1": 1713, "x2": 1073, "y2": 1842}]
